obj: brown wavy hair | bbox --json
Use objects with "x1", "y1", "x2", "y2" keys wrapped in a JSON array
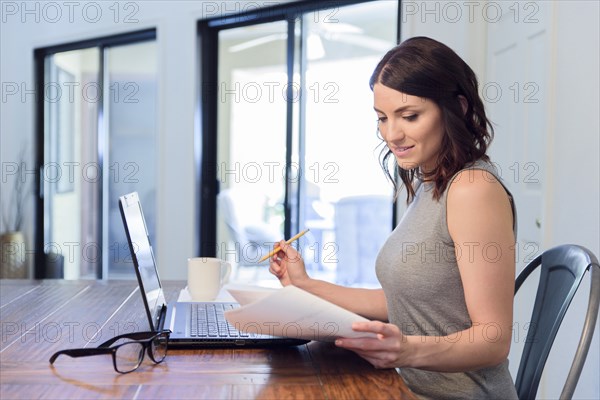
[{"x1": 370, "y1": 36, "x2": 493, "y2": 203}]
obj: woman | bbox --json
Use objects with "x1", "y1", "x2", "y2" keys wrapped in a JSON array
[{"x1": 269, "y1": 36, "x2": 518, "y2": 399}]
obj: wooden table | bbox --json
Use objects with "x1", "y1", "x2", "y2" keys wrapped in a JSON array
[{"x1": 0, "y1": 280, "x2": 415, "y2": 399}]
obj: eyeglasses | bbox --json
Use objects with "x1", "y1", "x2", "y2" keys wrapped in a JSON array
[{"x1": 49, "y1": 330, "x2": 171, "y2": 374}]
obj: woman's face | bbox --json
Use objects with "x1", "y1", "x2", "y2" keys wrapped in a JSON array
[{"x1": 373, "y1": 83, "x2": 445, "y2": 172}]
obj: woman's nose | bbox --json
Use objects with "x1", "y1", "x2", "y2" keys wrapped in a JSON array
[{"x1": 385, "y1": 120, "x2": 405, "y2": 142}]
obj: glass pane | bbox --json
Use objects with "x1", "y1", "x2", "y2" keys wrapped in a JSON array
[
  {"x1": 302, "y1": 2, "x2": 398, "y2": 286},
  {"x1": 114, "y1": 341, "x2": 144, "y2": 372},
  {"x1": 106, "y1": 41, "x2": 158, "y2": 278},
  {"x1": 44, "y1": 48, "x2": 100, "y2": 279},
  {"x1": 217, "y1": 22, "x2": 288, "y2": 277}
]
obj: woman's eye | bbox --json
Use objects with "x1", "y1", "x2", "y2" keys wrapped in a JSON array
[
  {"x1": 377, "y1": 116, "x2": 387, "y2": 123},
  {"x1": 403, "y1": 114, "x2": 418, "y2": 122}
]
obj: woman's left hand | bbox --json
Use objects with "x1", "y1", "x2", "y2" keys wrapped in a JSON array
[{"x1": 335, "y1": 321, "x2": 408, "y2": 369}]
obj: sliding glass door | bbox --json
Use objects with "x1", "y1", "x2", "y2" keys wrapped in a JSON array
[
  {"x1": 105, "y1": 41, "x2": 158, "y2": 279},
  {"x1": 201, "y1": 1, "x2": 399, "y2": 285},
  {"x1": 36, "y1": 31, "x2": 157, "y2": 279},
  {"x1": 301, "y1": 2, "x2": 397, "y2": 284},
  {"x1": 42, "y1": 48, "x2": 100, "y2": 279},
  {"x1": 216, "y1": 21, "x2": 289, "y2": 270}
]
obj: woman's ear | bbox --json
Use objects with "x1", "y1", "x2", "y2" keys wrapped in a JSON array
[{"x1": 458, "y1": 95, "x2": 468, "y2": 115}]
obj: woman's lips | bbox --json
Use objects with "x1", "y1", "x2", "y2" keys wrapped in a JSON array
[{"x1": 391, "y1": 145, "x2": 414, "y2": 157}]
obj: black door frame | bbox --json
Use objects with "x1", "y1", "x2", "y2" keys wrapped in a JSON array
[
  {"x1": 33, "y1": 29, "x2": 156, "y2": 278},
  {"x1": 195, "y1": 0, "x2": 401, "y2": 257}
]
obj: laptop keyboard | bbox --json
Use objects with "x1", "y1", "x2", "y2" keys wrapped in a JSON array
[{"x1": 190, "y1": 303, "x2": 251, "y2": 338}]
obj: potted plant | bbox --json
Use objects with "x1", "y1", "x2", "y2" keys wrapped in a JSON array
[{"x1": 1, "y1": 147, "x2": 29, "y2": 279}]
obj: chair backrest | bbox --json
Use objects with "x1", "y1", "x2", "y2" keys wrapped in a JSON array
[
  {"x1": 217, "y1": 188, "x2": 281, "y2": 267},
  {"x1": 217, "y1": 188, "x2": 249, "y2": 246},
  {"x1": 514, "y1": 244, "x2": 600, "y2": 399}
]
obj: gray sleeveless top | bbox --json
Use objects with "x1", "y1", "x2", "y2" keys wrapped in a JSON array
[{"x1": 375, "y1": 160, "x2": 518, "y2": 400}]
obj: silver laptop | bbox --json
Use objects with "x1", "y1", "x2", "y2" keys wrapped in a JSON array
[{"x1": 118, "y1": 191, "x2": 307, "y2": 348}]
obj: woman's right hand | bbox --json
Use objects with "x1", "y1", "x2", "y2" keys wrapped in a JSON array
[{"x1": 268, "y1": 240, "x2": 310, "y2": 287}]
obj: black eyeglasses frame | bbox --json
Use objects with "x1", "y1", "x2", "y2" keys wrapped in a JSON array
[{"x1": 49, "y1": 330, "x2": 171, "y2": 374}]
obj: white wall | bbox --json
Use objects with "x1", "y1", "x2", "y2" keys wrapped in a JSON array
[{"x1": 1, "y1": 0, "x2": 598, "y2": 397}]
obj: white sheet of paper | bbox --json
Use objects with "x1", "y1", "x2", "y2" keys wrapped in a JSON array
[
  {"x1": 224, "y1": 283, "x2": 278, "y2": 305},
  {"x1": 224, "y1": 285, "x2": 376, "y2": 342}
]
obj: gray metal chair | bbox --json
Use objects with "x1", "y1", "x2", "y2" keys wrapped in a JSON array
[{"x1": 514, "y1": 244, "x2": 600, "y2": 399}]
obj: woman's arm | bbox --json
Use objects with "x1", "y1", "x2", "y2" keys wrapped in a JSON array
[
  {"x1": 269, "y1": 240, "x2": 389, "y2": 321},
  {"x1": 336, "y1": 169, "x2": 516, "y2": 371}
]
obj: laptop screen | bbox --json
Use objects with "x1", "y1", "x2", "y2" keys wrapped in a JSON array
[{"x1": 119, "y1": 192, "x2": 166, "y2": 331}]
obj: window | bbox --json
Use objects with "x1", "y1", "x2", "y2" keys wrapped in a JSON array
[
  {"x1": 198, "y1": 1, "x2": 399, "y2": 285},
  {"x1": 35, "y1": 30, "x2": 158, "y2": 279}
]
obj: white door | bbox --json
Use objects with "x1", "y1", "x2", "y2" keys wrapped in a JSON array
[
  {"x1": 485, "y1": 0, "x2": 552, "y2": 385},
  {"x1": 485, "y1": 2, "x2": 551, "y2": 268}
]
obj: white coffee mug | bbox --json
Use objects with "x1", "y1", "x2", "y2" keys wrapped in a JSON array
[{"x1": 187, "y1": 257, "x2": 232, "y2": 301}]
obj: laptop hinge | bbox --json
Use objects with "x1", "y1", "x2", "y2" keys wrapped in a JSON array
[{"x1": 157, "y1": 304, "x2": 167, "y2": 331}]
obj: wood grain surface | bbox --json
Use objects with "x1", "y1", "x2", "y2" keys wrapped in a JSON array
[{"x1": 0, "y1": 280, "x2": 416, "y2": 399}]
